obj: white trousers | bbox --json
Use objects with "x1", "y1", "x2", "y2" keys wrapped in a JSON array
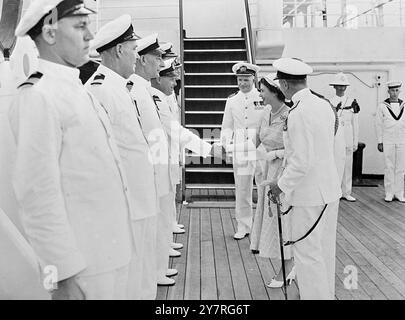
[
  {"x1": 127, "y1": 216, "x2": 157, "y2": 300},
  {"x1": 156, "y1": 193, "x2": 174, "y2": 279},
  {"x1": 341, "y1": 148, "x2": 354, "y2": 197},
  {"x1": 383, "y1": 144, "x2": 405, "y2": 198},
  {"x1": 291, "y1": 200, "x2": 339, "y2": 300},
  {"x1": 75, "y1": 264, "x2": 130, "y2": 300},
  {"x1": 233, "y1": 160, "x2": 255, "y2": 233}
]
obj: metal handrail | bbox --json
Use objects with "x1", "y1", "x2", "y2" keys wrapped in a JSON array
[
  {"x1": 179, "y1": 0, "x2": 186, "y2": 201},
  {"x1": 243, "y1": 0, "x2": 255, "y2": 65}
]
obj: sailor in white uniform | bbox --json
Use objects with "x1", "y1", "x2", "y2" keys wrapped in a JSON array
[
  {"x1": 10, "y1": 0, "x2": 134, "y2": 300},
  {"x1": 128, "y1": 34, "x2": 177, "y2": 286},
  {"x1": 375, "y1": 81, "x2": 405, "y2": 202},
  {"x1": 85, "y1": 15, "x2": 159, "y2": 299},
  {"x1": 220, "y1": 62, "x2": 265, "y2": 240},
  {"x1": 267, "y1": 58, "x2": 341, "y2": 299},
  {"x1": 150, "y1": 58, "x2": 214, "y2": 257},
  {"x1": 329, "y1": 73, "x2": 360, "y2": 202}
]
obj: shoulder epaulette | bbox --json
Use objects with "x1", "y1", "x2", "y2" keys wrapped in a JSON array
[
  {"x1": 91, "y1": 73, "x2": 105, "y2": 86},
  {"x1": 227, "y1": 91, "x2": 238, "y2": 99},
  {"x1": 17, "y1": 72, "x2": 43, "y2": 89}
]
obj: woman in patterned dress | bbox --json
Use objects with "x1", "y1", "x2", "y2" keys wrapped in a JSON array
[{"x1": 250, "y1": 76, "x2": 295, "y2": 287}]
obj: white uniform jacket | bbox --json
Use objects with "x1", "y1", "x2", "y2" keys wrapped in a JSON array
[
  {"x1": 278, "y1": 88, "x2": 342, "y2": 206},
  {"x1": 375, "y1": 99, "x2": 405, "y2": 145},
  {"x1": 129, "y1": 74, "x2": 173, "y2": 196},
  {"x1": 86, "y1": 65, "x2": 158, "y2": 221},
  {"x1": 8, "y1": 59, "x2": 132, "y2": 281},
  {"x1": 149, "y1": 87, "x2": 212, "y2": 187},
  {"x1": 329, "y1": 95, "x2": 359, "y2": 150},
  {"x1": 220, "y1": 88, "x2": 265, "y2": 147}
]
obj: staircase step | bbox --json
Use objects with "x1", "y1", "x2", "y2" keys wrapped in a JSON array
[
  {"x1": 185, "y1": 111, "x2": 224, "y2": 114},
  {"x1": 184, "y1": 61, "x2": 243, "y2": 73},
  {"x1": 184, "y1": 86, "x2": 237, "y2": 99},
  {"x1": 185, "y1": 170, "x2": 234, "y2": 184},
  {"x1": 185, "y1": 183, "x2": 236, "y2": 190},
  {"x1": 185, "y1": 74, "x2": 236, "y2": 85},
  {"x1": 185, "y1": 156, "x2": 232, "y2": 168},
  {"x1": 184, "y1": 49, "x2": 247, "y2": 61},
  {"x1": 185, "y1": 113, "x2": 223, "y2": 125},
  {"x1": 185, "y1": 98, "x2": 226, "y2": 112},
  {"x1": 184, "y1": 38, "x2": 245, "y2": 50}
]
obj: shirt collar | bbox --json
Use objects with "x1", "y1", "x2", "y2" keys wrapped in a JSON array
[
  {"x1": 291, "y1": 88, "x2": 311, "y2": 103},
  {"x1": 38, "y1": 59, "x2": 81, "y2": 85},
  {"x1": 129, "y1": 73, "x2": 151, "y2": 88},
  {"x1": 97, "y1": 64, "x2": 127, "y2": 88}
]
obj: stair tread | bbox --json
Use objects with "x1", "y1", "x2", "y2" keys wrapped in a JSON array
[
  {"x1": 184, "y1": 37, "x2": 244, "y2": 41},
  {"x1": 185, "y1": 123, "x2": 221, "y2": 127},
  {"x1": 185, "y1": 98, "x2": 227, "y2": 101},
  {"x1": 186, "y1": 111, "x2": 224, "y2": 114},
  {"x1": 184, "y1": 49, "x2": 246, "y2": 52},
  {"x1": 186, "y1": 167, "x2": 233, "y2": 172},
  {"x1": 185, "y1": 183, "x2": 236, "y2": 189},
  {"x1": 185, "y1": 73, "x2": 235, "y2": 76},
  {"x1": 185, "y1": 85, "x2": 238, "y2": 88},
  {"x1": 184, "y1": 60, "x2": 245, "y2": 64}
]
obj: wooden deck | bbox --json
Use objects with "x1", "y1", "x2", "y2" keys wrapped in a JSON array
[{"x1": 158, "y1": 181, "x2": 405, "y2": 300}]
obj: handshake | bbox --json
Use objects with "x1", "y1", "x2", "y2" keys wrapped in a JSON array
[{"x1": 210, "y1": 142, "x2": 227, "y2": 160}]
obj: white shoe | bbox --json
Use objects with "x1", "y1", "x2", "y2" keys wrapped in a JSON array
[
  {"x1": 394, "y1": 195, "x2": 405, "y2": 202},
  {"x1": 233, "y1": 231, "x2": 249, "y2": 240},
  {"x1": 169, "y1": 248, "x2": 181, "y2": 257},
  {"x1": 166, "y1": 268, "x2": 178, "y2": 277},
  {"x1": 266, "y1": 266, "x2": 296, "y2": 288},
  {"x1": 177, "y1": 224, "x2": 185, "y2": 229},
  {"x1": 385, "y1": 195, "x2": 393, "y2": 202},
  {"x1": 157, "y1": 276, "x2": 175, "y2": 286},
  {"x1": 171, "y1": 242, "x2": 183, "y2": 250},
  {"x1": 173, "y1": 226, "x2": 185, "y2": 234},
  {"x1": 343, "y1": 195, "x2": 356, "y2": 202}
]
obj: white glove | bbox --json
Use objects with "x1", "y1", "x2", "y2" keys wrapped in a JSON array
[
  {"x1": 264, "y1": 149, "x2": 284, "y2": 161},
  {"x1": 264, "y1": 150, "x2": 277, "y2": 161}
]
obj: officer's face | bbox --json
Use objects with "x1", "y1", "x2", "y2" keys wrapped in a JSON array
[
  {"x1": 121, "y1": 40, "x2": 138, "y2": 78},
  {"x1": 388, "y1": 87, "x2": 401, "y2": 101},
  {"x1": 53, "y1": 16, "x2": 94, "y2": 67},
  {"x1": 160, "y1": 76, "x2": 177, "y2": 95},
  {"x1": 237, "y1": 76, "x2": 254, "y2": 93},
  {"x1": 144, "y1": 52, "x2": 165, "y2": 79}
]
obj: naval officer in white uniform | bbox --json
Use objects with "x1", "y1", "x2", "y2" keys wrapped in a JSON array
[
  {"x1": 150, "y1": 58, "x2": 214, "y2": 257},
  {"x1": 267, "y1": 58, "x2": 341, "y2": 299},
  {"x1": 375, "y1": 81, "x2": 405, "y2": 202},
  {"x1": 128, "y1": 34, "x2": 177, "y2": 286},
  {"x1": 329, "y1": 73, "x2": 360, "y2": 202},
  {"x1": 85, "y1": 15, "x2": 160, "y2": 299},
  {"x1": 10, "y1": 0, "x2": 134, "y2": 299},
  {"x1": 221, "y1": 62, "x2": 265, "y2": 240}
]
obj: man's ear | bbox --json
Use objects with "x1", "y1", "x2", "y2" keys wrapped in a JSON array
[
  {"x1": 41, "y1": 24, "x2": 57, "y2": 45},
  {"x1": 115, "y1": 43, "x2": 124, "y2": 58}
]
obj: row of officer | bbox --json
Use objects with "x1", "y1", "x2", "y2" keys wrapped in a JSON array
[{"x1": 10, "y1": 0, "x2": 217, "y2": 300}]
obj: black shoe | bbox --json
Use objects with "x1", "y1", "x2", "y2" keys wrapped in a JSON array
[{"x1": 251, "y1": 249, "x2": 260, "y2": 254}]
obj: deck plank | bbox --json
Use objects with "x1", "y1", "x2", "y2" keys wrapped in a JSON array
[
  {"x1": 210, "y1": 208, "x2": 235, "y2": 299},
  {"x1": 200, "y1": 208, "x2": 217, "y2": 300},
  {"x1": 220, "y1": 208, "x2": 252, "y2": 299},
  {"x1": 166, "y1": 205, "x2": 191, "y2": 300},
  {"x1": 228, "y1": 213, "x2": 269, "y2": 300},
  {"x1": 184, "y1": 208, "x2": 201, "y2": 300},
  {"x1": 158, "y1": 181, "x2": 405, "y2": 300}
]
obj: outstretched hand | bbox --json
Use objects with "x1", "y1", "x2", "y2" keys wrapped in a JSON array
[{"x1": 211, "y1": 143, "x2": 226, "y2": 160}]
